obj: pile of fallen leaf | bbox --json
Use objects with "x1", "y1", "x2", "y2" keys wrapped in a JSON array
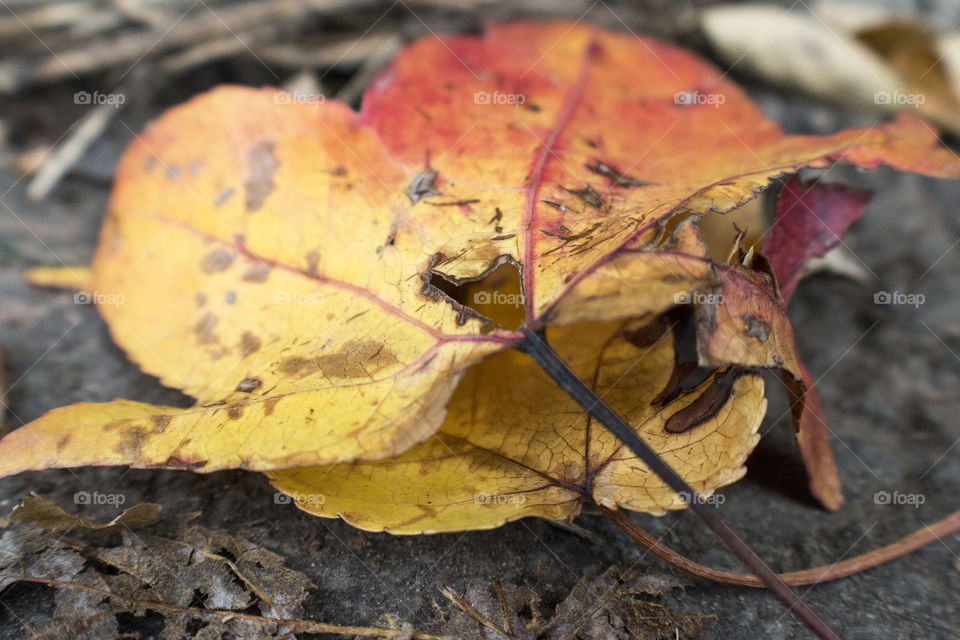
[
  {"x1": 2, "y1": 17, "x2": 960, "y2": 638},
  {"x1": 2, "y1": 495, "x2": 318, "y2": 639},
  {"x1": 2, "y1": 494, "x2": 706, "y2": 639}
]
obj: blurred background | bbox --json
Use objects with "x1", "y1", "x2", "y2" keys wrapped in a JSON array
[{"x1": 0, "y1": 1, "x2": 958, "y2": 639}]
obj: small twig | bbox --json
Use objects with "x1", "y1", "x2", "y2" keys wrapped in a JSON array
[
  {"x1": 26, "y1": 96, "x2": 124, "y2": 200},
  {"x1": 440, "y1": 587, "x2": 512, "y2": 640},
  {"x1": 544, "y1": 518, "x2": 605, "y2": 544},
  {"x1": 517, "y1": 329, "x2": 844, "y2": 640},
  {"x1": 334, "y1": 33, "x2": 402, "y2": 104},
  {"x1": 160, "y1": 27, "x2": 281, "y2": 75},
  {"x1": 255, "y1": 32, "x2": 401, "y2": 69},
  {"x1": 602, "y1": 506, "x2": 960, "y2": 587},
  {"x1": 492, "y1": 578, "x2": 513, "y2": 637}
]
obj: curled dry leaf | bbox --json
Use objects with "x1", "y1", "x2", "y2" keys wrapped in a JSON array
[
  {"x1": 703, "y1": 4, "x2": 960, "y2": 136},
  {"x1": 696, "y1": 261, "x2": 841, "y2": 508},
  {"x1": 440, "y1": 566, "x2": 709, "y2": 640},
  {"x1": 763, "y1": 176, "x2": 871, "y2": 303},
  {"x1": 9, "y1": 493, "x2": 161, "y2": 532},
  {"x1": 700, "y1": 5, "x2": 903, "y2": 109},
  {"x1": 1, "y1": 22, "x2": 958, "y2": 521}
]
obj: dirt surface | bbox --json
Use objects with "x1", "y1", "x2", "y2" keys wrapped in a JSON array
[{"x1": 1, "y1": 2, "x2": 959, "y2": 639}]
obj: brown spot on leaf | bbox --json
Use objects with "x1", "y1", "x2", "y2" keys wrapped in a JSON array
[
  {"x1": 151, "y1": 415, "x2": 171, "y2": 433},
  {"x1": 743, "y1": 312, "x2": 771, "y2": 342},
  {"x1": 245, "y1": 140, "x2": 279, "y2": 212},
  {"x1": 239, "y1": 331, "x2": 261, "y2": 357},
  {"x1": 214, "y1": 187, "x2": 235, "y2": 207},
  {"x1": 56, "y1": 435, "x2": 70, "y2": 452},
  {"x1": 586, "y1": 159, "x2": 655, "y2": 188},
  {"x1": 263, "y1": 397, "x2": 280, "y2": 416},
  {"x1": 279, "y1": 340, "x2": 399, "y2": 380},
  {"x1": 561, "y1": 184, "x2": 603, "y2": 209},
  {"x1": 195, "y1": 292, "x2": 207, "y2": 307},
  {"x1": 242, "y1": 262, "x2": 271, "y2": 282},
  {"x1": 115, "y1": 426, "x2": 149, "y2": 459},
  {"x1": 407, "y1": 170, "x2": 440, "y2": 204},
  {"x1": 201, "y1": 249, "x2": 234, "y2": 273},
  {"x1": 235, "y1": 377, "x2": 261, "y2": 393},
  {"x1": 226, "y1": 405, "x2": 244, "y2": 420},
  {"x1": 194, "y1": 312, "x2": 219, "y2": 345},
  {"x1": 305, "y1": 249, "x2": 320, "y2": 275}
]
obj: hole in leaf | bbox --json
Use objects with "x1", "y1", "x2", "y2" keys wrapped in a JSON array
[
  {"x1": 427, "y1": 260, "x2": 525, "y2": 331},
  {"x1": 188, "y1": 588, "x2": 207, "y2": 608},
  {"x1": 695, "y1": 193, "x2": 768, "y2": 262},
  {"x1": 117, "y1": 610, "x2": 166, "y2": 637}
]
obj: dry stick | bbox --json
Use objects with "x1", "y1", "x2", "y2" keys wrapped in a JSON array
[
  {"x1": 603, "y1": 506, "x2": 960, "y2": 587},
  {"x1": 25, "y1": 97, "x2": 124, "y2": 201},
  {"x1": 441, "y1": 587, "x2": 512, "y2": 639},
  {"x1": 159, "y1": 28, "x2": 282, "y2": 75},
  {"x1": 334, "y1": 34, "x2": 403, "y2": 105},
  {"x1": 517, "y1": 329, "x2": 844, "y2": 640},
  {"x1": 256, "y1": 32, "x2": 401, "y2": 69}
]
